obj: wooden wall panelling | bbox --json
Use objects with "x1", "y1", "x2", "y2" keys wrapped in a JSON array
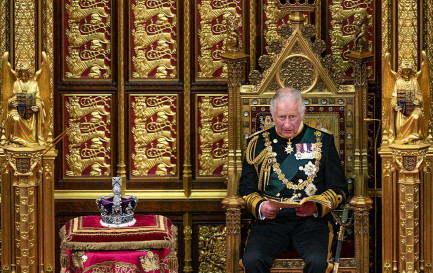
[
  {"x1": 195, "y1": 94, "x2": 229, "y2": 183},
  {"x1": 128, "y1": 94, "x2": 179, "y2": 181},
  {"x1": 196, "y1": 0, "x2": 244, "y2": 80},
  {"x1": 129, "y1": 0, "x2": 178, "y2": 80}
]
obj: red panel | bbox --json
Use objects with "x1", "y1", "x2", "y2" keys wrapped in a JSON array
[
  {"x1": 130, "y1": 0, "x2": 178, "y2": 79},
  {"x1": 64, "y1": 0, "x2": 112, "y2": 79},
  {"x1": 196, "y1": 0, "x2": 243, "y2": 79},
  {"x1": 130, "y1": 95, "x2": 178, "y2": 177},
  {"x1": 63, "y1": 95, "x2": 112, "y2": 177}
]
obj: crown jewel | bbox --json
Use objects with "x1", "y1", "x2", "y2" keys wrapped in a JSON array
[{"x1": 96, "y1": 177, "x2": 138, "y2": 227}]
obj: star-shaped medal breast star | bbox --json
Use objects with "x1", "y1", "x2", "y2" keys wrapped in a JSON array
[{"x1": 285, "y1": 142, "x2": 294, "y2": 154}]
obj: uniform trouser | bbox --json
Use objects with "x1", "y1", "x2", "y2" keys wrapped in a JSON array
[{"x1": 242, "y1": 216, "x2": 333, "y2": 273}]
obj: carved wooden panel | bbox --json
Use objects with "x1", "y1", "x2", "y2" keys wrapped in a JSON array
[
  {"x1": 130, "y1": 0, "x2": 178, "y2": 79},
  {"x1": 63, "y1": 94, "x2": 112, "y2": 177},
  {"x1": 196, "y1": 95, "x2": 228, "y2": 177},
  {"x1": 196, "y1": 0, "x2": 243, "y2": 79},
  {"x1": 63, "y1": 0, "x2": 112, "y2": 79},
  {"x1": 129, "y1": 94, "x2": 178, "y2": 178}
]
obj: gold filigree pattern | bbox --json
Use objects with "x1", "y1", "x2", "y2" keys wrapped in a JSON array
[
  {"x1": 197, "y1": 95, "x2": 228, "y2": 176},
  {"x1": 14, "y1": 0, "x2": 36, "y2": 72},
  {"x1": 197, "y1": 0, "x2": 242, "y2": 79},
  {"x1": 64, "y1": 0, "x2": 111, "y2": 79},
  {"x1": 279, "y1": 56, "x2": 316, "y2": 91},
  {"x1": 64, "y1": 95, "x2": 112, "y2": 177},
  {"x1": 131, "y1": 0, "x2": 177, "y2": 79},
  {"x1": 397, "y1": 0, "x2": 417, "y2": 68},
  {"x1": 198, "y1": 225, "x2": 226, "y2": 273},
  {"x1": 131, "y1": 95, "x2": 177, "y2": 177}
]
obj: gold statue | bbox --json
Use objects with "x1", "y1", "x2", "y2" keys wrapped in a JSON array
[
  {"x1": 383, "y1": 51, "x2": 431, "y2": 144},
  {"x1": 1, "y1": 52, "x2": 50, "y2": 147}
]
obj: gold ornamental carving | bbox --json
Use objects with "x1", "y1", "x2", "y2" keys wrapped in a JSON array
[
  {"x1": 328, "y1": 0, "x2": 373, "y2": 77},
  {"x1": 64, "y1": 95, "x2": 112, "y2": 177},
  {"x1": 131, "y1": 95, "x2": 177, "y2": 177},
  {"x1": 382, "y1": 52, "x2": 430, "y2": 145},
  {"x1": 197, "y1": 96, "x2": 228, "y2": 176},
  {"x1": 198, "y1": 225, "x2": 226, "y2": 273},
  {"x1": 389, "y1": 144, "x2": 430, "y2": 273},
  {"x1": 14, "y1": 0, "x2": 36, "y2": 72},
  {"x1": 131, "y1": 0, "x2": 177, "y2": 79},
  {"x1": 197, "y1": 0, "x2": 242, "y2": 79},
  {"x1": 1, "y1": 52, "x2": 50, "y2": 148},
  {"x1": 263, "y1": 0, "x2": 290, "y2": 49},
  {"x1": 397, "y1": 0, "x2": 417, "y2": 69},
  {"x1": 2, "y1": 146, "x2": 44, "y2": 273},
  {"x1": 65, "y1": 0, "x2": 111, "y2": 79},
  {"x1": 278, "y1": 55, "x2": 316, "y2": 92}
]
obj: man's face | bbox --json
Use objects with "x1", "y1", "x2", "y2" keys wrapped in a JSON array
[{"x1": 272, "y1": 99, "x2": 304, "y2": 138}]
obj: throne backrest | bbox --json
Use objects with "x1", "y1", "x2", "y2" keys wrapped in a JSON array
[{"x1": 238, "y1": 22, "x2": 356, "y2": 177}]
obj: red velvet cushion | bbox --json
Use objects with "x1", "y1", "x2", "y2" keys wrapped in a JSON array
[{"x1": 60, "y1": 215, "x2": 176, "y2": 251}]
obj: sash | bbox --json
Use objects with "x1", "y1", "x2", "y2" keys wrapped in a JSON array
[{"x1": 264, "y1": 127, "x2": 320, "y2": 196}]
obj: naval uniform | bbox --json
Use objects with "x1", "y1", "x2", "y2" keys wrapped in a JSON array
[{"x1": 239, "y1": 124, "x2": 348, "y2": 273}]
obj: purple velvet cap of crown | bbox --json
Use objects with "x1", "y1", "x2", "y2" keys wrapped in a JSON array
[{"x1": 99, "y1": 196, "x2": 137, "y2": 213}]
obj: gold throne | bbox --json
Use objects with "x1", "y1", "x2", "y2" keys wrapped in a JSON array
[{"x1": 222, "y1": 3, "x2": 372, "y2": 273}]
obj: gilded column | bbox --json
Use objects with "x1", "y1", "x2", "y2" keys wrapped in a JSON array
[
  {"x1": 422, "y1": 151, "x2": 433, "y2": 272},
  {"x1": 222, "y1": 15, "x2": 247, "y2": 273},
  {"x1": 183, "y1": 0, "x2": 192, "y2": 197},
  {"x1": 390, "y1": 143, "x2": 430, "y2": 273},
  {"x1": 2, "y1": 146, "x2": 44, "y2": 273},
  {"x1": 117, "y1": 0, "x2": 126, "y2": 192},
  {"x1": 346, "y1": 33, "x2": 373, "y2": 273}
]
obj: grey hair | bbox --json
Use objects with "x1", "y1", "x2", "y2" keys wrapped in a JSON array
[{"x1": 270, "y1": 87, "x2": 305, "y2": 116}]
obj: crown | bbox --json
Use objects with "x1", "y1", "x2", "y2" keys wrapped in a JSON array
[
  {"x1": 96, "y1": 177, "x2": 138, "y2": 227},
  {"x1": 278, "y1": 0, "x2": 316, "y2": 12}
]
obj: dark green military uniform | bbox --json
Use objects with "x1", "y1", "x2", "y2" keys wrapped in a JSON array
[{"x1": 239, "y1": 124, "x2": 348, "y2": 273}]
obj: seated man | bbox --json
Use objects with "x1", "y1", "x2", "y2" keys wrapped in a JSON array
[{"x1": 239, "y1": 87, "x2": 348, "y2": 273}]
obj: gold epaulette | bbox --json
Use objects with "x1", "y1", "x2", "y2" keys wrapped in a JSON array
[
  {"x1": 247, "y1": 127, "x2": 271, "y2": 139},
  {"x1": 319, "y1": 189, "x2": 343, "y2": 217},
  {"x1": 242, "y1": 192, "x2": 265, "y2": 218}
]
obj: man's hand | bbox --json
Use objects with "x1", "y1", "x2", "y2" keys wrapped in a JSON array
[
  {"x1": 295, "y1": 201, "x2": 317, "y2": 217},
  {"x1": 31, "y1": 106, "x2": 39, "y2": 112},
  {"x1": 11, "y1": 100, "x2": 18, "y2": 107},
  {"x1": 394, "y1": 105, "x2": 402, "y2": 111},
  {"x1": 260, "y1": 201, "x2": 280, "y2": 219}
]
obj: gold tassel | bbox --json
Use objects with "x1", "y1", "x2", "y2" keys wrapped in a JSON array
[{"x1": 167, "y1": 248, "x2": 178, "y2": 273}]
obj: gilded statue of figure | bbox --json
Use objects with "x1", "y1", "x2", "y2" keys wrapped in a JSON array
[
  {"x1": 382, "y1": 51, "x2": 431, "y2": 144},
  {"x1": 1, "y1": 52, "x2": 50, "y2": 147}
]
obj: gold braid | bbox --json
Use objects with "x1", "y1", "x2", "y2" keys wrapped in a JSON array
[{"x1": 245, "y1": 134, "x2": 271, "y2": 191}]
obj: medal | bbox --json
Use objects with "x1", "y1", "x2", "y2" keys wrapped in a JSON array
[{"x1": 285, "y1": 138, "x2": 293, "y2": 154}]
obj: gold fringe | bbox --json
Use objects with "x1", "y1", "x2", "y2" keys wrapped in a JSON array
[{"x1": 64, "y1": 240, "x2": 173, "y2": 251}]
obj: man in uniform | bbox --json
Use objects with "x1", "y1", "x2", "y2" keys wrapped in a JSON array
[{"x1": 239, "y1": 88, "x2": 348, "y2": 273}]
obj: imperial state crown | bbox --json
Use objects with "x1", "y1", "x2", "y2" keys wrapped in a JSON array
[{"x1": 96, "y1": 177, "x2": 138, "y2": 227}]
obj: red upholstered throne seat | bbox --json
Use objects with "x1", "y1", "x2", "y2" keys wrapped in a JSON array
[{"x1": 60, "y1": 215, "x2": 178, "y2": 273}]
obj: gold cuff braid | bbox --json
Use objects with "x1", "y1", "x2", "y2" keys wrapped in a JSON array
[{"x1": 320, "y1": 189, "x2": 343, "y2": 217}]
